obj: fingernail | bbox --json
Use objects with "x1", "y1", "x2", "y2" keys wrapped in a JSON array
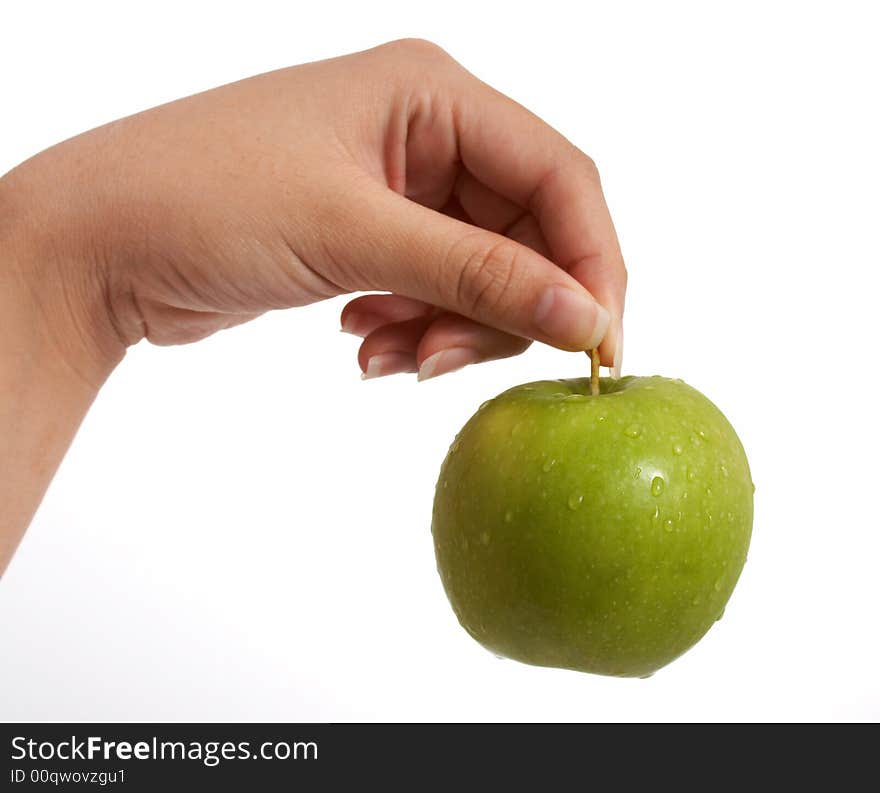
[
  {"x1": 418, "y1": 347, "x2": 481, "y2": 382},
  {"x1": 611, "y1": 322, "x2": 624, "y2": 379},
  {"x1": 534, "y1": 286, "x2": 611, "y2": 350},
  {"x1": 361, "y1": 352, "x2": 418, "y2": 380},
  {"x1": 341, "y1": 313, "x2": 384, "y2": 338}
]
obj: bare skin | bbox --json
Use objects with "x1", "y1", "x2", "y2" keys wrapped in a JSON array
[{"x1": 0, "y1": 39, "x2": 626, "y2": 574}]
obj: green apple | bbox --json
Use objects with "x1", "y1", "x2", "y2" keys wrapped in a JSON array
[{"x1": 432, "y1": 375, "x2": 753, "y2": 678}]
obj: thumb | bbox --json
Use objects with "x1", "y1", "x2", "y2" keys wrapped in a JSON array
[{"x1": 345, "y1": 188, "x2": 611, "y2": 352}]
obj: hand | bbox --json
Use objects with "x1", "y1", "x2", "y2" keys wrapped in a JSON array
[{"x1": 3, "y1": 38, "x2": 626, "y2": 387}]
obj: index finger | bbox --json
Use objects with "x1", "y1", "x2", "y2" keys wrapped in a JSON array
[{"x1": 451, "y1": 76, "x2": 627, "y2": 373}]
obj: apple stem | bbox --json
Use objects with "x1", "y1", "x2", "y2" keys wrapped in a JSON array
[{"x1": 589, "y1": 348, "x2": 600, "y2": 396}]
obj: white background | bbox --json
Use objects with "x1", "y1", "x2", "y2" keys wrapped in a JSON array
[{"x1": 1, "y1": 0, "x2": 878, "y2": 722}]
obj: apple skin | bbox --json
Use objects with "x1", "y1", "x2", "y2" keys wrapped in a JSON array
[{"x1": 432, "y1": 376, "x2": 753, "y2": 678}]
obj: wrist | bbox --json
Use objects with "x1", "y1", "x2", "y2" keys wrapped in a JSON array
[
  {"x1": 0, "y1": 164, "x2": 126, "y2": 391},
  {"x1": 0, "y1": 173, "x2": 117, "y2": 573}
]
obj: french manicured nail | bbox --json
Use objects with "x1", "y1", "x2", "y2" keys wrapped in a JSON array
[
  {"x1": 418, "y1": 347, "x2": 481, "y2": 382},
  {"x1": 341, "y1": 313, "x2": 384, "y2": 338},
  {"x1": 361, "y1": 352, "x2": 418, "y2": 380},
  {"x1": 611, "y1": 322, "x2": 624, "y2": 379},
  {"x1": 534, "y1": 286, "x2": 611, "y2": 350}
]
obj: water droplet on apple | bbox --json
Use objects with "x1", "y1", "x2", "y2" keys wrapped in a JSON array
[
  {"x1": 480, "y1": 532, "x2": 491, "y2": 546},
  {"x1": 542, "y1": 458, "x2": 557, "y2": 473},
  {"x1": 651, "y1": 505, "x2": 661, "y2": 528},
  {"x1": 510, "y1": 423, "x2": 522, "y2": 436},
  {"x1": 639, "y1": 673, "x2": 655, "y2": 679},
  {"x1": 720, "y1": 464, "x2": 729, "y2": 478},
  {"x1": 673, "y1": 443, "x2": 683, "y2": 455},
  {"x1": 692, "y1": 594, "x2": 702, "y2": 606},
  {"x1": 634, "y1": 466, "x2": 642, "y2": 479},
  {"x1": 504, "y1": 510, "x2": 513, "y2": 523},
  {"x1": 450, "y1": 439, "x2": 461, "y2": 454},
  {"x1": 623, "y1": 423, "x2": 642, "y2": 439},
  {"x1": 442, "y1": 479, "x2": 448, "y2": 489},
  {"x1": 752, "y1": 482, "x2": 756, "y2": 493},
  {"x1": 663, "y1": 518, "x2": 674, "y2": 532},
  {"x1": 479, "y1": 400, "x2": 492, "y2": 410},
  {"x1": 687, "y1": 468, "x2": 697, "y2": 482},
  {"x1": 651, "y1": 476, "x2": 665, "y2": 497},
  {"x1": 597, "y1": 415, "x2": 607, "y2": 422},
  {"x1": 713, "y1": 578, "x2": 723, "y2": 592},
  {"x1": 567, "y1": 493, "x2": 584, "y2": 510},
  {"x1": 563, "y1": 394, "x2": 584, "y2": 402},
  {"x1": 706, "y1": 487, "x2": 713, "y2": 497},
  {"x1": 716, "y1": 607, "x2": 725, "y2": 621}
]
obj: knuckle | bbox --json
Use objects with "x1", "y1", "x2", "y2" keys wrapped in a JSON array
[
  {"x1": 581, "y1": 152, "x2": 601, "y2": 183},
  {"x1": 451, "y1": 237, "x2": 521, "y2": 316},
  {"x1": 384, "y1": 38, "x2": 450, "y2": 62},
  {"x1": 566, "y1": 145, "x2": 600, "y2": 184}
]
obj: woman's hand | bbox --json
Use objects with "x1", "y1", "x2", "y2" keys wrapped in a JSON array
[
  {"x1": 3, "y1": 38, "x2": 626, "y2": 387},
  {"x1": 0, "y1": 39, "x2": 627, "y2": 572}
]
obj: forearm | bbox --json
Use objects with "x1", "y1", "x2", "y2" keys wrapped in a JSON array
[{"x1": 0, "y1": 174, "x2": 118, "y2": 574}]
